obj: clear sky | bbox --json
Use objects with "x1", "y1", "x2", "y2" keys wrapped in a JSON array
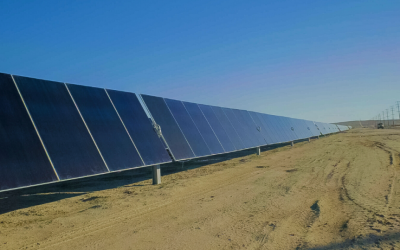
[{"x1": 1, "y1": 1, "x2": 399, "y2": 123}]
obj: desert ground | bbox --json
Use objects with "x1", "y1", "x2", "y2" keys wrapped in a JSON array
[{"x1": 1, "y1": 128, "x2": 400, "y2": 249}]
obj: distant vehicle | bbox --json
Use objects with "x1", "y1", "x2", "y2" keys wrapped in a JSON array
[{"x1": 377, "y1": 123, "x2": 384, "y2": 129}]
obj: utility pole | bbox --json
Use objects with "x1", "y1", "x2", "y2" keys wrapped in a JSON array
[
  {"x1": 386, "y1": 109, "x2": 389, "y2": 127},
  {"x1": 383, "y1": 111, "x2": 385, "y2": 127},
  {"x1": 397, "y1": 101, "x2": 400, "y2": 125},
  {"x1": 391, "y1": 106, "x2": 395, "y2": 126}
]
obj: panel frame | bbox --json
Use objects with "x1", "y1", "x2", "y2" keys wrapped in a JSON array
[
  {"x1": 182, "y1": 101, "x2": 225, "y2": 155},
  {"x1": 140, "y1": 94, "x2": 195, "y2": 161},
  {"x1": 164, "y1": 98, "x2": 212, "y2": 157},
  {"x1": 198, "y1": 104, "x2": 236, "y2": 153}
]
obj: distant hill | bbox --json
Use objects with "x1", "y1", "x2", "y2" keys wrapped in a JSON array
[{"x1": 334, "y1": 120, "x2": 400, "y2": 128}]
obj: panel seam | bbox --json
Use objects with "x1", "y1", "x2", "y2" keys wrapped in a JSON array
[
  {"x1": 105, "y1": 89, "x2": 146, "y2": 166},
  {"x1": 206, "y1": 106, "x2": 237, "y2": 152},
  {"x1": 139, "y1": 94, "x2": 176, "y2": 161},
  {"x1": 65, "y1": 83, "x2": 110, "y2": 172},
  {"x1": 11, "y1": 75, "x2": 60, "y2": 180},
  {"x1": 162, "y1": 98, "x2": 196, "y2": 158},
  {"x1": 196, "y1": 104, "x2": 226, "y2": 152},
  {"x1": 220, "y1": 108, "x2": 246, "y2": 149},
  {"x1": 210, "y1": 107, "x2": 238, "y2": 151},
  {"x1": 248, "y1": 111, "x2": 270, "y2": 145},
  {"x1": 181, "y1": 101, "x2": 213, "y2": 155}
]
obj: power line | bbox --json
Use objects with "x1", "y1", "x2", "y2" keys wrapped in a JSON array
[
  {"x1": 397, "y1": 101, "x2": 400, "y2": 122},
  {"x1": 386, "y1": 109, "x2": 389, "y2": 127},
  {"x1": 391, "y1": 106, "x2": 395, "y2": 126}
]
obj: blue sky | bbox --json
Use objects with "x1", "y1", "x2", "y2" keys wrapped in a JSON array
[{"x1": 1, "y1": 1, "x2": 399, "y2": 122}]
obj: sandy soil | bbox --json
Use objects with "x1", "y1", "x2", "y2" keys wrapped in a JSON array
[{"x1": 1, "y1": 128, "x2": 400, "y2": 250}]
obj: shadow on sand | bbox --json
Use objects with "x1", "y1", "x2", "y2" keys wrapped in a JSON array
[
  {"x1": 306, "y1": 231, "x2": 400, "y2": 249},
  {"x1": 0, "y1": 141, "x2": 296, "y2": 215}
]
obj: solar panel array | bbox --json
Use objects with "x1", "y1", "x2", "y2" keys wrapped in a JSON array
[
  {"x1": 0, "y1": 73, "x2": 349, "y2": 192},
  {"x1": 141, "y1": 95, "x2": 349, "y2": 161},
  {"x1": 0, "y1": 73, "x2": 171, "y2": 191}
]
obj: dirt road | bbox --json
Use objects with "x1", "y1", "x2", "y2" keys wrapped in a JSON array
[{"x1": 1, "y1": 128, "x2": 400, "y2": 249}]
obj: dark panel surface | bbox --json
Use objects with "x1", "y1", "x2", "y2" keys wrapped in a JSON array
[
  {"x1": 260, "y1": 114, "x2": 286, "y2": 143},
  {"x1": 330, "y1": 124, "x2": 338, "y2": 133},
  {"x1": 291, "y1": 118, "x2": 309, "y2": 139},
  {"x1": 316, "y1": 122, "x2": 328, "y2": 135},
  {"x1": 324, "y1": 123, "x2": 332, "y2": 134},
  {"x1": 67, "y1": 84, "x2": 145, "y2": 170},
  {"x1": 303, "y1": 120, "x2": 315, "y2": 137},
  {"x1": 268, "y1": 115, "x2": 291, "y2": 142},
  {"x1": 0, "y1": 73, "x2": 58, "y2": 190},
  {"x1": 287, "y1": 118, "x2": 303, "y2": 139},
  {"x1": 253, "y1": 112, "x2": 279, "y2": 144},
  {"x1": 223, "y1": 108, "x2": 254, "y2": 149},
  {"x1": 280, "y1": 117, "x2": 299, "y2": 141},
  {"x1": 198, "y1": 104, "x2": 236, "y2": 152},
  {"x1": 235, "y1": 110, "x2": 263, "y2": 147},
  {"x1": 298, "y1": 119, "x2": 315, "y2": 138},
  {"x1": 314, "y1": 122, "x2": 324, "y2": 135},
  {"x1": 107, "y1": 90, "x2": 171, "y2": 166},
  {"x1": 240, "y1": 110, "x2": 267, "y2": 146},
  {"x1": 249, "y1": 111, "x2": 274, "y2": 144},
  {"x1": 141, "y1": 94, "x2": 195, "y2": 160},
  {"x1": 183, "y1": 101, "x2": 224, "y2": 155},
  {"x1": 14, "y1": 76, "x2": 108, "y2": 180},
  {"x1": 211, "y1": 106, "x2": 245, "y2": 150},
  {"x1": 165, "y1": 98, "x2": 211, "y2": 157},
  {"x1": 304, "y1": 120, "x2": 320, "y2": 137}
]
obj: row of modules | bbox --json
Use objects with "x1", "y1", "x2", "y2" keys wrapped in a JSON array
[
  {"x1": 0, "y1": 73, "x2": 350, "y2": 192},
  {"x1": 141, "y1": 95, "x2": 349, "y2": 161}
]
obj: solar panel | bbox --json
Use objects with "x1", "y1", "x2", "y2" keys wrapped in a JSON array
[
  {"x1": 182, "y1": 101, "x2": 225, "y2": 155},
  {"x1": 316, "y1": 122, "x2": 328, "y2": 135},
  {"x1": 13, "y1": 75, "x2": 109, "y2": 179},
  {"x1": 0, "y1": 73, "x2": 58, "y2": 191},
  {"x1": 260, "y1": 114, "x2": 287, "y2": 143},
  {"x1": 325, "y1": 123, "x2": 333, "y2": 134},
  {"x1": 66, "y1": 84, "x2": 145, "y2": 171},
  {"x1": 248, "y1": 111, "x2": 274, "y2": 144},
  {"x1": 313, "y1": 122, "x2": 323, "y2": 135},
  {"x1": 107, "y1": 90, "x2": 171, "y2": 166},
  {"x1": 298, "y1": 119, "x2": 312, "y2": 139},
  {"x1": 276, "y1": 116, "x2": 294, "y2": 142},
  {"x1": 238, "y1": 110, "x2": 266, "y2": 146},
  {"x1": 304, "y1": 120, "x2": 320, "y2": 137},
  {"x1": 211, "y1": 106, "x2": 245, "y2": 150},
  {"x1": 198, "y1": 104, "x2": 236, "y2": 152},
  {"x1": 286, "y1": 118, "x2": 303, "y2": 139},
  {"x1": 330, "y1": 124, "x2": 337, "y2": 133},
  {"x1": 273, "y1": 116, "x2": 294, "y2": 142},
  {"x1": 296, "y1": 119, "x2": 314, "y2": 139},
  {"x1": 231, "y1": 109, "x2": 260, "y2": 147},
  {"x1": 283, "y1": 117, "x2": 301, "y2": 140},
  {"x1": 254, "y1": 112, "x2": 280, "y2": 144},
  {"x1": 296, "y1": 120, "x2": 310, "y2": 137},
  {"x1": 1, "y1": 73, "x2": 346, "y2": 192},
  {"x1": 164, "y1": 98, "x2": 211, "y2": 157},
  {"x1": 141, "y1": 94, "x2": 195, "y2": 160},
  {"x1": 223, "y1": 108, "x2": 254, "y2": 149}
]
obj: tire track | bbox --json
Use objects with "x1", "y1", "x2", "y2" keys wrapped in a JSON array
[
  {"x1": 375, "y1": 142, "x2": 399, "y2": 214},
  {"x1": 28, "y1": 165, "x2": 269, "y2": 249}
]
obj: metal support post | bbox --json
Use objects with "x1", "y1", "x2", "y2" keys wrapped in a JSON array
[
  {"x1": 308, "y1": 138, "x2": 311, "y2": 143},
  {"x1": 256, "y1": 147, "x2": 261, "y2": 155},
  {"x1": 152, "y1": 165, "x2": 161, "y2": 185},
  {"x1": 291, "y1": 141, "x2": 294, "y2": 147}
]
